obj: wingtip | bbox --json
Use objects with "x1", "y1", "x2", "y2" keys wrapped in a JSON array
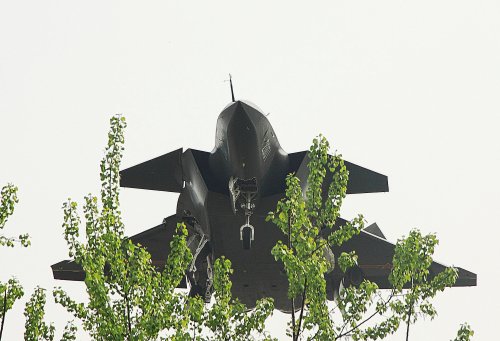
[
  {"x1": 51, "y1": 260, "x2": 85, "y2": 281},
  {"x1": 455, "y1": 267, "x2": 477, "y2": 286}
]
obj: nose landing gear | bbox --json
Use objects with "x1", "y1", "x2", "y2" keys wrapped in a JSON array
[
  {"x1": 240, "y1": 215, "x2": 254, "y2": 250},
  {"x1": 229, "y1": 177, "x2": 258, "y2": 250}
]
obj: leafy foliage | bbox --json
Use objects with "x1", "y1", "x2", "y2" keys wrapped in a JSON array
[
  {"x1": 204, "y1": 257, "x2": 275, "y2": 341},
  {"x1": 267, "y1": 135, "x2": 365, "y2": 340},
  {"x1": 0, "y1": 183, "x2": 30, "y2": 340},
  {"x1": 60, "y1": 321, "x2": 78, "y2": 341},
  {"x1": 453, "y1": 323, "x2": 474, "y2": 341},
  {"x1": 386, "y1": 230, "x2": 459, "y2": 340},
  {"x1": 267, "y1": 135, "x2": 469, "y2": 341},
  {"x1": 23, "y1": 287, "x2": 77, "y2": 341},
  {"x1": 0, "y1": 184, "x2": 29, "y2": 248},
  {"x1": 172, "y1": 257, "x2": 276, "y2": 341},
  {"x1": 24, "y1": 287, "x2": 55, "y2": 341},
  {"x1": 348, "y1": 229, "x2": 459, "y2": 341},
  {"x1": 0, "y1": 278, "x2": 24, "y2": 321},
  {"x1": 0, "y1": 184, "x2": 62, "y2": 341},
  {"x1": 53, "y1": 116, "x2": 193, "y2": 340},
  {"x1": 53, "y1": 115, "x2": 275, "y2": 340}
]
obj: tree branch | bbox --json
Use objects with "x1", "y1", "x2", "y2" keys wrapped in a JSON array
[
  {"x1": 296, "y1": 278, "x2": 308, "y2": 340},
  {"x1": 406, "y1": 278, "x2": 415, "y2": 341},
  {"x1": 406, "y1": 298, "x2": 413, "y2": 341},
  {"x1": 0, "y1": 289, "x2": 7, "y2": 341},
  {"x1": 335, "y1": 289, "x2": 396, "y2": 340},
  {"x1": 287, "y1": 215, "x2": 297, "y2": 341},
  {"x1": 124, "y1": 289, "x2": 132, "y2": 340}
]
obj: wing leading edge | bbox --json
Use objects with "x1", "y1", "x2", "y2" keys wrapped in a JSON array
[
  {"x1": 289, "y1": 151, "x2": 389, "y2": 195},
  {"x1": 120, "y1": 148, "x2": 183, "y2": 193},
  {"x1": 343, "y1": 160, "x2": 389, "y2": 194}
]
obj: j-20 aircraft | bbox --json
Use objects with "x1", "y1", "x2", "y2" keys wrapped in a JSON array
[{"x1": 52, "y1": 98, "x2": 477, "y2": 312}]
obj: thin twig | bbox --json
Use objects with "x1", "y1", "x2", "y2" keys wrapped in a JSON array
[
  {"x1": 406, "y1": 278, "x2": 415, "y2": 341},
  {"x1": 296, "y1": 279, "x2": 308, "y2": 340},
  {"x1": 288, "y1": 215, "x2": 297, "y2": 341},
  {"x1": 406, "y1": 300, "x2": 413, "y2": 341},
  {"x1": 124, "y1": 291, "x2": 132, "y2": 340},
  {"x1": 335, "y1": 289, "x2": 396, "y2": 340},
  {"x1": 0, "y1": 288, "x2": 8, "y2": 341}
]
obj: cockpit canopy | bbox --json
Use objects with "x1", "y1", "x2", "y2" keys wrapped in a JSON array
[{"x1": 211, "y1": 101, "x2": 283, "y2": 182}]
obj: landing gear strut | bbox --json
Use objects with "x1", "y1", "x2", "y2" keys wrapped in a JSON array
[
  {"x1": 182, "y1": 212, "x2": 213, "y2": 303},
  {"x1": 240, "y1": 214, "x2": 254, "y2": 250},
  {"x1": 229, "y1": 177, "x2": 257, "y2": 249}
]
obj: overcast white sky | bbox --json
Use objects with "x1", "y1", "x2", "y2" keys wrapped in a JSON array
[{"x1": 1, "y1": 1, "x2": 498, "y2": 340}]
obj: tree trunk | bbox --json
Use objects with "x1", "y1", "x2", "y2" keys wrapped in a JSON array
[{"x1": 0, "y1": 289, "x2": 8, "y2": 341}]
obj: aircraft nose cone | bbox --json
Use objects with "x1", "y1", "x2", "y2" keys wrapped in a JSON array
[
  {"x1": 211, "y1": 100, "x2": 279, "y2": 184},
  {"x1": 225, "y1": 102, "x2": 263, "y2": 179},
  {"x1": 230, "y1": 101, "x2": 257, "y2": 127}
]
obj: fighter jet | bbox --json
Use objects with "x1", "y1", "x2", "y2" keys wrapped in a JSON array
[{"x1": 52, "y1": 99, "x2": 477, "y2": 312}]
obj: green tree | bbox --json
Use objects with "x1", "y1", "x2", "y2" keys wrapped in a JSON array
[
  {"x1": 24, "y1": 287, "x2": 55, "y2": 341},
  {"x1": 267, "y1": 135, "x2": 364, "y2": 340},
  {"x1": 0, "y1": 183, "x2": 30, "y2": 340},
  {"x1": 386, "y1": 229, "x2": 459, "y2": 341},
  {"x1": 453, "y1": 323, "x2": 474, "y2": 341},
  {"x1": 203, "y1": 257, "x2": 274, "y2": 341},
  {"x1": 0, "y1": 184, "x2": 71, "y2": 340},
  {"x1": 171, "y1": 257, "x2": 275, "y2": 341},
  {"x1": 0, "y1": 278, "x2": 24, "y2": 340},
  {"x1": 53, "y1": 115, "x2": 275, "y2": 340},
  {"x1": 23, "y1": 286, "x2": 77, "y2": 341},
  {"x1": 0, "y1": 183, "x2": 30, "y2": 248},
  {"x1": 53, "y1": 116, "x2": 192, "y2": 340},
  {"x1": 268, "y1": 135, "x2": 472, "y2": 341}
]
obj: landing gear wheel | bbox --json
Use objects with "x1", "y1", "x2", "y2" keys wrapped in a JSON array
[{"x1": 242, "y1": 226, "x2": 252, "y2": 250}]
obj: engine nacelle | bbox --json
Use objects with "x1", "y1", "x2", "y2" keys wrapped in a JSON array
[{"x1": 342, "y1": 265, "x2": 364, "y2": 288}]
